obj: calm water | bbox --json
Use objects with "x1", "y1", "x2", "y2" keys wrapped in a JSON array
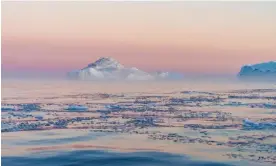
[{"x1": 2, "y1": 150, "x2": 233, "y2": 166}]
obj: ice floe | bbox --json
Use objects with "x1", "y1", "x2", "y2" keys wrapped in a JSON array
[
  {"x1": 243, "y1": 118, "x2": 276, "y2": 130},
  {"x1": 66, "y1": 105, "x2": 88, "y2": 111}
]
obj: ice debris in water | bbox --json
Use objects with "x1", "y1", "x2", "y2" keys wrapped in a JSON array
[
  {"x1": 104, "y1": 104, "x2": 122, "y2": 110},
  {"x1": 21, "y1": 104, "x2": 41, "y2": 111},
  {"x1": 1, "y1": 105, "x2": 17, "y2": 111},
  {"x1": 243, "y1": 118, "x2": 276, "y2": 130},
  {"x1": 223, "y1": 102, "x2": 245, "y2": 106},
  {"x1": 66, "y1": 105, "x2": 88, "y2": 111},
  {"x1": 35, "y1": 116, "x2": 43, "y2": 120},
  {"x1": 263, "y1": 103, "x2": 276, "y2": 109}
]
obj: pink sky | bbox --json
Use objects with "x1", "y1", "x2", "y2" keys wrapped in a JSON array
[{"x1": 2, "y1": 1, "x2": 276, "y2": 74}]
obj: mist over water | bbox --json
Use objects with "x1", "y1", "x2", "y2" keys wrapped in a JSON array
[
  {"x1": 3, "y1": 68, "x2": 275, "y2": 88},
  {"x1": 2, "y1": 77, "x2": 274, "y2": 98}
]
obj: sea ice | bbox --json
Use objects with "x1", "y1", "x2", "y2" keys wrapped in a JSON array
[
  {"x1": 104, "y1": 104, "x2": 122, "y2": 110},
  {"x1": 1, "y1": 105, "x2": 17, "y2": 111},
  {"x1": 35, "y1": 116, "x2": 44, "y2": 120},
  {"x1": 243, "y1": 118, "x2": 276, "y2": 130},
  {"x1": 66, "y1": 105, "x2": 88, "y2": 111},
  {"x1": 223, "y1": 102, "x2": 245, "y2": 107}
]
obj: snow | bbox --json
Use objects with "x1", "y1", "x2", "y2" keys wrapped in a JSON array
[
  {"x1": 79, "y1": 68, "x2": 105, "y2": 80},
  {"x1": 153, "y1": 71, "x2": 169, "y2": 78},
  {"x1": 126, "y1": 73, "x2": 154, "y2": 81},
  {"x1": 130, "y1": 67, "x2": 139, "y2": 71},
  {"x1": 86, "y1": 57, "x2": 124, "y2": 71}
]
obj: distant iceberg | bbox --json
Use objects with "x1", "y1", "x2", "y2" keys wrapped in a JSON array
[
  {"x1": 67, "y1": 57, "x2": 183, "y2": 81},
  {"x1": 238, "y1": 61, "x2": 276, "y2": 80}
]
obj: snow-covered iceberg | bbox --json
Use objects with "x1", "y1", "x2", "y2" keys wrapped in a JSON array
[
  {"x1": 68, "y1": 57, "x2": 183, "y2": 81},
  {"x1": 238, "y1": 61, "x2": 276, "y2": 80}
]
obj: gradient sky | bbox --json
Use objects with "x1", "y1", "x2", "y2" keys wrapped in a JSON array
[{"x1": 2, "y1": 1, "x2": 276, "y2": 75}]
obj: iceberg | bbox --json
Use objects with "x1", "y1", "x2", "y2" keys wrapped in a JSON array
[
  {"x1": 238, "y1": 61, "x2": 276, "y2": 80},
  {"x1": 68, "y1": 57, "x2": 183, "y2": 81}
]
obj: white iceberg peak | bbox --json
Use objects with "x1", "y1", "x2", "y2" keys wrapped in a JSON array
[
  {"x1": 68, "y1": 57, "x2": 183, "y2": 81},
  {"x1": 85, "y1": 57, "x2": 124, "y2": 71}
]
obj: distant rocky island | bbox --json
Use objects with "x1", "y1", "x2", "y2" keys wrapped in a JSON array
[
  {"x1": 238, "y1": 61, "x2": 276, "y2": 80},
  {"x1": 68, "y1": 57, "x2": 183, "y2": 81}
]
